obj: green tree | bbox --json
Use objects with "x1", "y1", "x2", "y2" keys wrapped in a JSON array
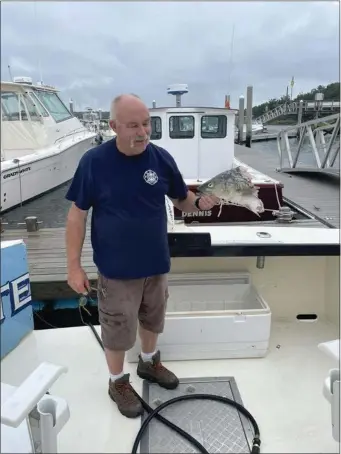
[{"x1": 252, "y1": 81, "x2": 340, "y2": 118}]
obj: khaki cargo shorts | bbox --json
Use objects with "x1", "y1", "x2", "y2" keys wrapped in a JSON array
[{"x1": 97, "y1": 273, "x2": 169, "y2": 351}]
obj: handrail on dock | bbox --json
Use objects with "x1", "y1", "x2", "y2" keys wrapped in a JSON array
[
  {"x1": 254, "y1": 100, "x2": 340, "y2": 125},
  {"x1": 276, "y1": 113, "x2": 340, "y2": 177}
]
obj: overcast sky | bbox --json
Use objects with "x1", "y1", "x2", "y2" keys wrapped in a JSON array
[{"x1": 1, "y1": 1, "x2": 339, "y2": 111}]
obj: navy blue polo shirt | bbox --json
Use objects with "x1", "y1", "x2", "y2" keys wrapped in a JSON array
[{"x1": 65, "y1": 138, "x2": 188, "y2": 279}]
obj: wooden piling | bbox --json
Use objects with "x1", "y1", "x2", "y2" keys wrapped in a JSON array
[
  {"x1": 245, "y1": 86, "x2": 253, "y2": 148},
  {"x1": 297, "y1": 100, "x2": 303, "y2": 141},
  {"x1": 238, "y1": 96, "x2": 245, "y2": 144}
]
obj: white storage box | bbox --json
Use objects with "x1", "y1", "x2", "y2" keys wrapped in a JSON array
[{"x1": 126, "y1": 272, "x2": 271, "y2": 362}]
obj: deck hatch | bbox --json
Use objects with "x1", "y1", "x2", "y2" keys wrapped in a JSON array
[{"x1": 140, "y1": 376, "x2": 254, "y2": 453}]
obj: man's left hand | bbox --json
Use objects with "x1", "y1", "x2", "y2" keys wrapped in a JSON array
[{"x1": 198, "y1": 195, "x2": 219, "y2": 210}]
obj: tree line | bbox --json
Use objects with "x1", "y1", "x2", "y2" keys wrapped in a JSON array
[
  {"x1": 73, "y1": 81, "x2": 339, "y2": 123},
  {"x1": 252, "y1": 82, "x2": 340, "y2": 118}
]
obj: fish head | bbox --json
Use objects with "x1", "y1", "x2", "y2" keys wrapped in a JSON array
[
  {"x1": 197, "y1": 177, "x2": 220, "y2": 197},
  {"x1": 197, "y1": 167, "x2": 254, "y2": 198}
]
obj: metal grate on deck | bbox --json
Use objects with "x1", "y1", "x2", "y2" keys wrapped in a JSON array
[{"x1": 140, "y1": 377, "x2": 255, "y2": 453}]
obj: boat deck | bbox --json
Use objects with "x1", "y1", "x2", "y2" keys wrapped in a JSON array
[
  {"x1": 234, "y1": 144, "x2": 340, "y2": 229},
  {"x1": 1, "y1": 319, "x2": 339, "y2": 453}
]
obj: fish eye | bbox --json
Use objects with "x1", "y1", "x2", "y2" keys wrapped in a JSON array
[{"x1": 208, "y1": 183, "x2": 214, "y2": 188}]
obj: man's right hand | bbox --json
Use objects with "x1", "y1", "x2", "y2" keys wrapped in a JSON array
[{"x1": 67, "y1": 265, "x2": 90, "y2": 295}]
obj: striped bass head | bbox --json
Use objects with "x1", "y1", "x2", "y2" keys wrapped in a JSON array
[{"x1": 197, "y1": 166, "x2": 264, "y2": 216}]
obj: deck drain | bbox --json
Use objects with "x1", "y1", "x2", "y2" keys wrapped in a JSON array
[
  {"x1": 256, "y1": 231, "x2": 271, "y2": 238},
  {"x1": 296, "y1": 313, "x2": 318, "y2": 321}
]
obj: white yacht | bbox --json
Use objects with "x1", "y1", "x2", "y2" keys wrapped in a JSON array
[{"x1": 1, "y1": 77, "x2": 96, "y2": 213}]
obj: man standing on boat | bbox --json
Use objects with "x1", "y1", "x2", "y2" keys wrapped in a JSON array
[{"x1": 65, "y1": 94, "x2": 217, "y2": 418}]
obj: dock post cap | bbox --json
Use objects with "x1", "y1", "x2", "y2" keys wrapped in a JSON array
[{"x1": 17, "y1": 216, "x2": 43, "y2": 232}]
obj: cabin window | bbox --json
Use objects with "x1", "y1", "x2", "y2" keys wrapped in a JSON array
[
  {"x1": 33, "y1": 90, "x2": 72, "y2": 122},
  {"x1": 1, "y1": 92, "x2": 28, "y2": 121},
  {"x1": 29, "y1": 92, "x2": 49, "y2": 117},
  {"x1": 201, "y1": 115, "x2": 227, "y2": 138},
  {"x1": 22, "y1": 94, "x2": 42, "y2": 121},
  {"x1": 169, "y1": 116, "x2": 195, "y2": 139},
  {"x1": 151, "y1": 116, "x2": 162, "y2": 140}
]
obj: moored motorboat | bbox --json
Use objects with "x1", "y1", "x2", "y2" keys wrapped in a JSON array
[{"x1": 1, "y1": 77, "x2": 96, "y2": 213}]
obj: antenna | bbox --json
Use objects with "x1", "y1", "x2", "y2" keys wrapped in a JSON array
[
  {"x1": 34, "y1": 1, "x2": 43, "y2": 85},
  {"x1": 227, "y1": 24, "x2": 235, "y2": 90},
  {"x1": 8, "y1": 65, "x2": 13, "y2": 82}
]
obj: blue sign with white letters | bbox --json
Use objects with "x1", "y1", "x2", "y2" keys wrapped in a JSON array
[{"x1": 1, "y1": 240, "x2": 34, "y2": 359}]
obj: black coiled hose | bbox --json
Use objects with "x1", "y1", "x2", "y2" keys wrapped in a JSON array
[
  {"x1": 85, "y1": 320, "x2": 261, "y2": 453},
  {"x1": 132, "y1": 393, "x2": 261, "y2": 454}
]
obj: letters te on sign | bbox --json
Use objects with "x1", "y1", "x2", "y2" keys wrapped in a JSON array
[{"x1": 0, "y1": 273, "x2": 32, "y2": 323}]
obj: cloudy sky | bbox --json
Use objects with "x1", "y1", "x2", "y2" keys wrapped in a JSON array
[{"x1": 1, "y1": 1, "x2": 339, "y2": 111}]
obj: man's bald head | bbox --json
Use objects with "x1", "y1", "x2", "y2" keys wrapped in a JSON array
[
  {"x1": 109, "y1": 93, "x2": 151, "y2": 156},
  {"x1": 110, "y1": 93, "x2": 144, "y2": 120}
]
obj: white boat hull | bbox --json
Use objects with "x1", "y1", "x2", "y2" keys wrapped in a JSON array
[
  {"x1": 234, "y1": 124, "x2": 264, "y2": 140},
  {"x1": 1, "y1": 134, "x2": 95, "y2": 213}
]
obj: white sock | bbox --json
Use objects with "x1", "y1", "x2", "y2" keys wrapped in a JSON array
[
  {"x1": 110, "y1": 371, "x2": 125, "y2": 382},
  {"x1": 141, "y1": 351, "x2": 156, "y2": 362}
]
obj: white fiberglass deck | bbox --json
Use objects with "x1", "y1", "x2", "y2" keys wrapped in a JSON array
[
  {"x1": 171, "y1": 225, "x2": 340, "y2": 245},
  {"x1": 1, "y1": 320, "x2": 339, "y2": 454}
]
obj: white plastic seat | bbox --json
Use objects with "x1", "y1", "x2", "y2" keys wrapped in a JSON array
[
  {"x1": 1, "y1": 362, "x2": 70, "y2": 453},
  {"x1": 318, "y1": 339, "x2": 340, "y2": 443}
]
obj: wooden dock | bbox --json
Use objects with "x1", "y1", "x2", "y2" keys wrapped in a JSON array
[
  {"x1": 1, "y1": 227, "x2": 95, "y2": 300},
  {"x1": 1, "y1": 217, "x2": 322, "y2": 283},
  {"x1": 1, "y1": 212, "x2": 336, "y2": 301}
]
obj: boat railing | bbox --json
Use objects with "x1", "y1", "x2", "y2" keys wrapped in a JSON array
[
  {"x1": 276, "y1": 113, "x2": 340, "y2": 177},
  {"x1": 54, "y1": 127, "x2": 94, "y2": 145}
]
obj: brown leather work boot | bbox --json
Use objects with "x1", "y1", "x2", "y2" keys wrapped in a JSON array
[
  {"x1": 137, "y1": 350, "x2": 179, "y2": 390},
  {"x1": 108, "y1": 374, "x2": 143, "y2": 418}
]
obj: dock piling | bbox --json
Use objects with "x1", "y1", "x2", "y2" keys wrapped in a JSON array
[
  {"x1": 296, "y1": 100, "x2": 303, "y2": 141},
  {"x1": 238, "y1": 96, "x2": 245, "y2": 144},
  {"x1": 245, "y1": 86, "x2": 253, "y2": 148}
]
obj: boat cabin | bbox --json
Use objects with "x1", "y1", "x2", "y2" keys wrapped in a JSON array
[
  {"x1": 149, "y1": 106, "x2": 236, "y2": 181},
  {"x1": 1, "y1": 77, "x2": 85, "y2": 161},
  {"x1": 149, "y1": 105, "x2": 283, "y2": 224}
]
